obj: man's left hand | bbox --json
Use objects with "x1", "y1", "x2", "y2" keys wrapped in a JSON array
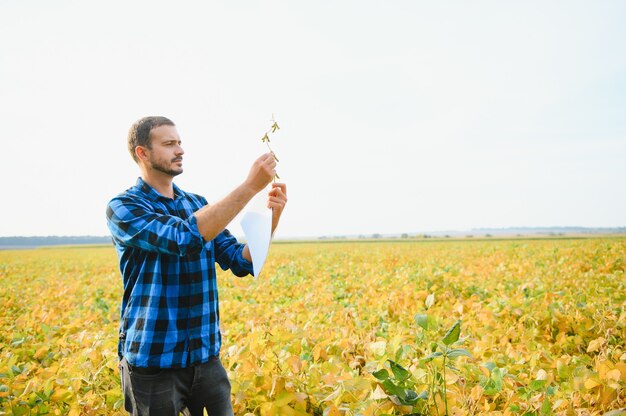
[{"x1": 268, "y1": 183, "x2": 287, "y2": 233}]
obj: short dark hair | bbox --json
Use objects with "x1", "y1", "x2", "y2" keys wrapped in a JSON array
[{"x1": 127, "y1": 116, "x2": 175, "y2": 162}]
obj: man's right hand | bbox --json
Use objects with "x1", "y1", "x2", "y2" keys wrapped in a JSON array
[{"x1": 245, "y1": 153, "x2": 277, "y2": 193}]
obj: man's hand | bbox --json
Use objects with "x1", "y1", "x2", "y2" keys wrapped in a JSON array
[
  {"x1": 242, "y1": 182, "x2": 287, "y2": 263},
  {"x1": 268, "y1": 182, "x2": 287, "y2": 233},
  {"x1": 245, "y1": 153, "x2": 277, "y2": 193}
]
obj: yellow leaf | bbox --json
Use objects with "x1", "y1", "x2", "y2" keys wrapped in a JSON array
[
  {"x1": 369, "y1": 385, "x2": 388, "y2": 400},
  {"x1": 616, "y1": 362, "x2": 626, "y2": 381},
  {"x1": 586, "y1": 337, "x2": 605, "y2": 353},
  {"x1": 287, "y1": 355, "x2": 302, "y2": 373},
  {"x1": 606, "y1": 369, "x2": 621, "y2": 381},
  {"x1": 322, "y1": 387, "x2": 341, "y2": 403},
  {"x1": 470, "y1": 384, "x2": 483, "y2": 401},
  {"x1": 552, "y1": 398, "x2": 568, "y2": 410},
  {"x1": 597, "y1": 360, "x2": 611, "y2": 378},
  {"x1": 413, "y1": 368, "x2": 428, "y2": 381},
  {"x1": 273, "y1": 391, "x2": 296, "y2": 407},
  {"x1": 414, "y1": 290, "x2": 428, "y2": 301},
  {"x1": 366, "y1": 340, "x2": 386, "y2": 357},
  {"x1": 260, "y1": 402, "x2": 275, "y2": 416},
  {"x1": 445, "y1": 371, "x2": 459, "y2": 385},
  {"x1": 33, "y1": 346, "x2": 48, "y2": 360},
  {"x1": 584, "y1": 378, "x2": 601, "y2": 389},
  {"x1": 51, "y1": 388, "x2": 72, "y2": 402},
  {"x1": 312, "y1": 344, "x2": 327, "y2": 361},
  {"x1": 324, "y1": 404, "x2": 341, "y2": 416}
]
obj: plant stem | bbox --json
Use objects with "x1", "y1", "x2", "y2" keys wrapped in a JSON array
[
  {"x1": 430, "y1": 365, "x2": 439, "y2": 416},
  {"x1": 262, "y1": 122, "x2": 279, "y2": 182},
  {"x1": 442, "y1": 353, "x2": 448, "y2": 416},
  {"x1": 263, "y1": 142, "x2": 277, "y2": 183}
]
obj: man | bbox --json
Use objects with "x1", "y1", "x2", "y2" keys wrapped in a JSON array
[{"x1": 106, "y1": 116, "x2": 287, "y2": 415}]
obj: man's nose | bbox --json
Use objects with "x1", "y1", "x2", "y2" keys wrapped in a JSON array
[{"x1": 175, "y1": 145, "x2": 184, "y2": 155}]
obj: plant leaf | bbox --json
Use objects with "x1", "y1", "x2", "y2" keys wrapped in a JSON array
[
  {"x1": 388, "y1": 360, "x2": 411, "y2": 382},
  {"x1": 414, "y1": 313, "x2": 429, "y2": 330},
  {"x1": 399, "y1": 389, "x2": 420, "y2": 405},
  {"x1": 530, "y1": 379, "x2": 547, "y2": 391},
  {"x1": 603, "y1": 411, "x2": 626, "y2": 416},
  {"x1": 382, "y1": 379, "x2": 406, "y2": 400},
  {"x1": 423, "y1": 351, "x2": 443, "y2": 361},
  {"x1": 372, "y1": 369, "x2": 389, "y2": 381},
  {"x1": 483, "y1": 362, "x2": 497, "y2": 372},
  {"x1": 446, "y1": 348, "x2": 473, "y2": 359},
  {"x1": 442, "y1": 320, "x2": 461, "y2": 345},
  {"x1": 425, "y1": 293, "x2": 435, "y2": 309}
]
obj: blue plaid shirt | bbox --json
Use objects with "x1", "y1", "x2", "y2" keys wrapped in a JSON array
[{"x1": 106, "y1": 178, "x2": 253, "y2": 368}]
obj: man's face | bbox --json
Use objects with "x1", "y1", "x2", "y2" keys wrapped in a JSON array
[{"x1": 144, "y1": 125, "x2": 184, "y2": 177}]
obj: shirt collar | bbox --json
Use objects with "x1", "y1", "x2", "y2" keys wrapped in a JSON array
[{"x1": 135, "y1": 177, "x2": 184, "y2": 201}]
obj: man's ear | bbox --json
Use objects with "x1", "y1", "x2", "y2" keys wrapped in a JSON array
[{"x1": 135, "y1": 146, "x2": 149, "y2": 163}]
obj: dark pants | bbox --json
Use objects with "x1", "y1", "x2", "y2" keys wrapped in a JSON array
[{"x1": 119, "y1": 357, "x2": 234, "y2": 416}]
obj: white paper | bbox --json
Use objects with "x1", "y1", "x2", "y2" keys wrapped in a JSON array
[{"x1": 241, "y1": 210, "x2": 272, "y2": 279}]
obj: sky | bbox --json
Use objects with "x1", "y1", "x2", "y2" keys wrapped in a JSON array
[{"x1": 1, "y1": 1, "x2": 625, "y2": 239}]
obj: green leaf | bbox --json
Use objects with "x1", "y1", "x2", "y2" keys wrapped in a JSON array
[
  {"x1": 484, "y1": 387, "x2": 500, "y2": 396},
  {"x1": 388, "y1": 360, "x2": 411, "y2": 382},
  {"x1": 483, "y1": 362, "x2": 497, "y2": 372},
  {"x1": 530, "y1": 379, "x2": 547, "y2": 391},
  {"x1": 441, "y1": 320, "x2": 461, "y2": 345},
  {"x1": 414, "y1": 313, "x2": 429, "y2": 330},
  {"x1": 372, "y1": 369, "x2": 389, "y2": 381},
  {"x1": 415, "y1": 314, "x2": 438, "y2": 332},
  {"x1": 10, "y1": 406, "x2": 27, "y2": 416},
  {"x1": 540, "y1": 397, "x2": 553, "y2": 415},
  {"x1": 395, "y1": 345, "x2": 411, "y2": 362},
  {"x1": 446, "y1": 348, "x2": 473, "y2": 359},
  {"x1": 446, "y1": 364, "x2": 460, "y2": 372},
  {"x1": 382, "y1": 379, "x2": 406, "y2": 399},
  {"x1": 399, "y1": 389, "x2": 419, "y2": 405},
  {"x1": 423, "y1": 351, "x2": 443, "y2": 361}
]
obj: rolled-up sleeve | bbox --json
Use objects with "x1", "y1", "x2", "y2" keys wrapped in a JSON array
[
  {"x1": 106, "y1": 197, "x2": 205, "y2": 256},
  {"x1": 214, "y1": 229, "x2": 253, "y2": 277}
]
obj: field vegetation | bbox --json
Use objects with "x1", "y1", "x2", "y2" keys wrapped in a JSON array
[{"x1": 0, "y1": 238, "x2": 624, "y2": 415}]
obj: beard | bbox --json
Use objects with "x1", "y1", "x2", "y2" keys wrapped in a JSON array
[{"x1": 149, "y1": 154, "x2": 183, "y2": 177}]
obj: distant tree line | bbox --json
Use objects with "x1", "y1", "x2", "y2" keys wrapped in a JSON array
[{"x1": 0, "y1": 236, "x2": 112, "y2": 247}]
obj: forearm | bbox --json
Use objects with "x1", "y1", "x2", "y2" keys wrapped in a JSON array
[
  {"x1": 242, "y1": 244, "x2": 252, "y2": 262},
  {"x1": 194, "y1": 183, "x2": 256, "y2": 242}
]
